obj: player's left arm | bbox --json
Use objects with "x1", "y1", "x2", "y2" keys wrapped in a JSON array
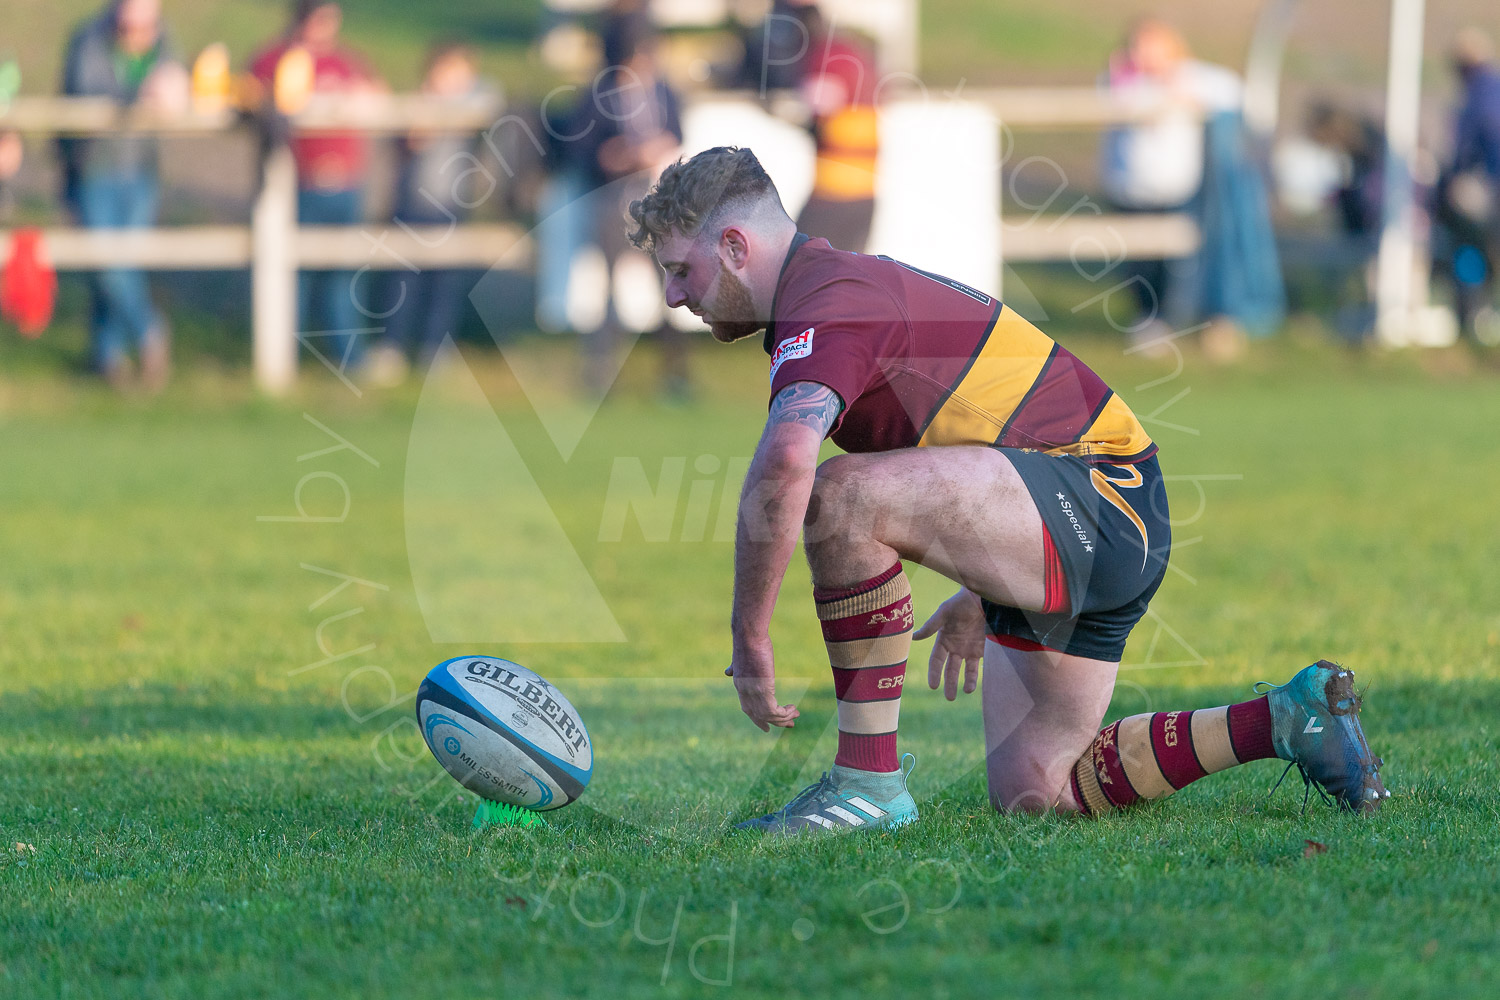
[{"x1": 726, "y1": 381, "x2": 843, "y2": 731}]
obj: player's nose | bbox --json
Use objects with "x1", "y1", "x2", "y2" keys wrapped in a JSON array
[{"x1": 664, "y1": 279, "x2": 688, "y2": 309}]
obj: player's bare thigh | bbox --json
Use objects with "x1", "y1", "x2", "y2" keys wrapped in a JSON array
[
  {"x1": 804, "y1": 446, "x2": 1045, "y2": 609},
  {"x1": 981, "y1": 639, "x2": 1118, "y2": 814}
]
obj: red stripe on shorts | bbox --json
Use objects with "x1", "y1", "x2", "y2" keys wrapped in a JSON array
[
  {"x1": 988, "y1": 634, "x2": 1064, "y2": 654},
  {"x1": 1041, "y1": 525, "x2": 1070, "y2": 615}
]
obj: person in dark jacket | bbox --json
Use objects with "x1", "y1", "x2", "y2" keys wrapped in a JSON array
[
  {"x1": 1435, "y1": 27, "x2": 1500, "y2": 343},
  {"x1": 59, "y1": 0, "x2": 187, "y2": 389},
  {"x1": 363, "y1": 41, "x2": 494, "y2": 385},
  {"x1": 576, "y1": 19, "x2": 686, "y2": 396}
]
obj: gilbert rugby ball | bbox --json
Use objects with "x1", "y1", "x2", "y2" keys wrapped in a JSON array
[{"x1": 416, "y1": 656, "x2": 592, "y2": 810}]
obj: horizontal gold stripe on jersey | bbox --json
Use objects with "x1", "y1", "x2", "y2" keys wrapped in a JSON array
[
  {"x1": 917, "y1": 307, "x2": 1052, "y2": 448},
  {"x1": 917, "y1": 308, "x2": 1156, "y2": 458},
  {"x1": 1073, "y1": 393, "x2": 1154, "y2": 460}
]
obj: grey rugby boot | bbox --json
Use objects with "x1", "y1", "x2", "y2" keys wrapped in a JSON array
[
  {"x1": 736, "y1": 755, "x2": 918, "y2": 835},
  {"x1": 1264, "y1": 661, "x2": 1388, "y2": 813}
]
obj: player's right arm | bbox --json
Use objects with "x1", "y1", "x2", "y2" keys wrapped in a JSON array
[{"x1": 726, "y1": 381, "x2": 843, "y2": 731}]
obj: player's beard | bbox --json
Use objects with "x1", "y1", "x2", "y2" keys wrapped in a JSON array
[{"x1": 704, "y1": 263, "x2": 762, "y2": 343}]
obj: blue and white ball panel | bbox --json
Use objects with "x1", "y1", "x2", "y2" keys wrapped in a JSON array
[
  {"x1": 416, "y1": 656, "x2": 592, "y2": 810},
  {"x1": 436, "y1": 657, "x2": 593, "y2": 775},
  {"x1": 418, "y1": 699, "x2": 567, "y2": 808}
]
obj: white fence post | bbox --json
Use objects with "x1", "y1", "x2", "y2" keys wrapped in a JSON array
[{"x1": 252, "y1": 143, "x2": 298, "y2": 394}]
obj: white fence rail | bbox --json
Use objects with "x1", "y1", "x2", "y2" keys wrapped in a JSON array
[{"x1": 1, "y1": 89, "x2": 1197, "y2": 393}]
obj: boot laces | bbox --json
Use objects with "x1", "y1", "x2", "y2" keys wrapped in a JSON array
[
  {"x1": 781, "y1": 773, "x2": 837, "y2": 815},
  {"x1": 1269, "y1": 760, "x2": 1334, "y2": 814}
]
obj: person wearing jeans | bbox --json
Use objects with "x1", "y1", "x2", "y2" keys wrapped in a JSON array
[
  {"x1": 364, "y1": 41, "x2": 492, "y2": 385},
  {"x1": 59, "y1": 0, "x2": 187, "y2": 388},
  {"x1": 75, "y1": 172, "x2": 162, "y2": 376},
  {"x1": 251, "y1": 1, "x2": 382, "y2": 371},
  {"x1": 295, "y1": 186, "x2": 364, "y2": 366}
]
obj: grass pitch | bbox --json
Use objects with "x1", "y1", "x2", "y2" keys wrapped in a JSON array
[{"x1": 2, "y1": 333, "x2": 1499, "y2": 999}]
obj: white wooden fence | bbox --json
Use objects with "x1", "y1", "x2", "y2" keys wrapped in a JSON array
[{"x1": 1, "y1": 88, "x2": 1197, "y2": 393}]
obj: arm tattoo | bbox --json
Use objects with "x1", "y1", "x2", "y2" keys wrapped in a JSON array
[{"x1": 768, "y1": 382, "x2": 844, "y2": 438}]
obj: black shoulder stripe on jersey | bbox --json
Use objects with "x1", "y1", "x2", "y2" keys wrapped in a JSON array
[
  {"x1": 1078, "y1": 387, "x2": 1117, "y2": 441},
  {"x1": 992, "y1": 341, "x2": 1061, "y2": 447}
]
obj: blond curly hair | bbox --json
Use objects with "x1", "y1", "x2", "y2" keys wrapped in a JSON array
[{"x1": 627, "y1": 146, "x2": 780, "y2": 254}]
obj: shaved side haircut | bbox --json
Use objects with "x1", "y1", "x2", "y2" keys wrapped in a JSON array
[{"x1": 627, "y1": 146, "x2": 786, "y2": 254}]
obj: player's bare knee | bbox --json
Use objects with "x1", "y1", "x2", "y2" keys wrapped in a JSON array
[
  {"x1": 987, "y1": 785, "x2": 1043, "y2": 815},
  {"x1": 985, "y1": 747, "x2": 1072, "y2": 816},
  {"x1": 810, "y1": 453, "x2": 864, "y2": 496},
  {"x1": 804, "y1": 455, "x2": 869, "y2": 544},
  {"x1": 986, "y1": 772, "x2": 1068, "y2": 815}
]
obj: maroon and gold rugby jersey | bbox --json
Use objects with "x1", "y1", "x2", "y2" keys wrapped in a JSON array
[{"x1": 765, "y1": 235, "x2": 1155, "y2": 463}]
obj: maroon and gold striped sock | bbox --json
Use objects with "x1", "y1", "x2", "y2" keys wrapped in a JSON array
[
  {"x1": 814, "y1": 562, "x2": 913, "y2": 773},
  {"x1": 1069, "y1": 697, "x2": 1276, "y2": 814}
]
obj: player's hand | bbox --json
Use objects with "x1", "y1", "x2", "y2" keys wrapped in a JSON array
[
  {"x1": 913, "y1": 588, "x2": 986, "y2": 700},
  {"x1": 725, "y1": 638, "x2": 800, "y2": 732}
]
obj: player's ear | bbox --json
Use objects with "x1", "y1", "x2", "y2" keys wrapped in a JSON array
[{"x1": 719, "y1": 226, "x2": 750, "y2": 269}]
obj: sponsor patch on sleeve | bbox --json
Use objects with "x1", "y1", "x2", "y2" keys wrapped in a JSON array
[{"x1": 769, "y1": 327, "x2": 815, "y2": 383}]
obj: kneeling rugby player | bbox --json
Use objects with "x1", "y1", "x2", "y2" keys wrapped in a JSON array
[{"x1": 626, "y1": 146, "x2": 1387, "y2": 831}]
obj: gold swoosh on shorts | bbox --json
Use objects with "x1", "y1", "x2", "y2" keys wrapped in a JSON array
[{"x1": 1089, "y1": 465, "x2": 1149, "y2": 571}]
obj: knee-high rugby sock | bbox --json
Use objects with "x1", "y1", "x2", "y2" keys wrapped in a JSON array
[
  {"x1": 814, "y1": 561, "x2": 913, "y2": 773},
  {"x1": 1070, "y1": 697, "x2": 1277, "y2": 815}
]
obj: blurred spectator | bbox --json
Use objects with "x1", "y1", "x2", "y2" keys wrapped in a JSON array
[
  {"x1": 0, "y1": 129, "x2": 21, "y2": 216},
  {"x1": 535, "y1": 54, "x2": 597, "y2": 336},
  {"x1": 1099, "y1": 19, "x2": 1240, "y2": 342},
  {"x1": 794, "y1": 4, "x2": 880, "y2": 253},
  {"x1": 1448, "y1": 28, "x2": 1500, "y2": 185},
  {"x1": 600, "y1": 0, "x2": 653, "y2": 71},
  {"x1": 1307, "y1": 101, "x2": 1384, "y2": 339},
  {"x1": 1307, "y1": 102, "x2": 1385, "y2": 240},
  {"x1": 59, "y1": 0, "x2": 187, "y2": 390},
  {"x1": 1434, "y1": 27, "x2": 1500, "y2": 344},
  {"x1": 250, "y1": 1, "x2": 382, "y2": 369},
  {"x1": 535, "y1": 87, "x2": 593, "y2": 336},
  {"x1": 1192, "y1": 98, "x2": 1286, "y2": 350},
  {"x1": 1, "y1": 123, "x2": 58, "y2": 339},
  {"x1": 575, "y1": 16, "x2": 686, "y2": 397},
  {"x1": 364, "y1": 42, "x2": 491, "y2": 386},
  {"x1": 1, "y1": 57, "x2": 18, "y2": 213},
  {"x1": 731, "y1": 0, "x2": 813, "y2": 93}
]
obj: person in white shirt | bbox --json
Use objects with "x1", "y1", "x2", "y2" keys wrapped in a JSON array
[{"x1": 1100, "y1": 20, "x2": 1242, "y2": 342}]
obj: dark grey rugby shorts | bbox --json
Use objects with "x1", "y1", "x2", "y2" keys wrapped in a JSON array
[{"x1": 982, "y1": 450, "x2": 1171, "y2": 661}]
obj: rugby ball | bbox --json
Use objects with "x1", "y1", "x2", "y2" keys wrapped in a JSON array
[{"x1": 416, "y1": 655, "x2": 592, "y2": 810}]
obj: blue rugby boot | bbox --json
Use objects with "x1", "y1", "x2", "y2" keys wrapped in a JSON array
[
  {"x1": 736, "y1": 755, "x2": 919, "y2": 835},
  {"x1": 1263, "y1": 661, "x2": 1388, "y2": 813}
]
